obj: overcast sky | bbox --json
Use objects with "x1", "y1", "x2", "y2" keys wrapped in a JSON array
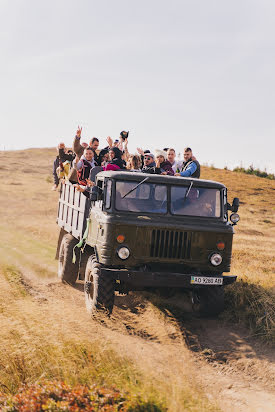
[{"x1": 0, "y1": 0, "x2": 274, "y2": 172}]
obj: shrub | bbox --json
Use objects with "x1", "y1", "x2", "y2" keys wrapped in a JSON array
[
  {"x1": 233, "y1": 165, "x2": 275, "y2": 180},
  {"x1": 0, "y1": 380, "x2": 164, "y2": 412}
]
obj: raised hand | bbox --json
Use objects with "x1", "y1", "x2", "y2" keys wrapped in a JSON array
[
  {"x1": 155, "y1": 158, "x2": 161, "y2": 168},
  {"x1": 117, "y1": 140, "x2": 123, "y2": 151},
  {"x1": 106, "y1": 136, "x2": 113, "y2": 147},
  {"x1": 74, "y1": 184, "x2": 85, "y2": 192},
  {"x1": 86, "y1": 178, "x2": 95, "y2": 188},
  {"x1": 76, "y1": 126, "x2": 82, "y2": 138},
  {"x1": 136, "y1": 147, "x2": 144, "y2": 156}
]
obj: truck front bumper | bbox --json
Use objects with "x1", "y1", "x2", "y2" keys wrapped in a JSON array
[{"x1": 101, "y1": 269, "x2": 237, "y2": 288}]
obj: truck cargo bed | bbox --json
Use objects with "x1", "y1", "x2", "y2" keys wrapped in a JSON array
[{"x1": 57, "y1": 181, "x2": 90, "y2": 239}]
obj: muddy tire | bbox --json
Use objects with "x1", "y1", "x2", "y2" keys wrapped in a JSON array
[
  {"x1": 84, "y1": 255, "x2": 115, "y2": 315},
  {"x1": 192, "y1": 286, "x2": 224, "y2": 316},
  {"x1": 58, "y1": 234, "x2": 79, "y2": 285}
]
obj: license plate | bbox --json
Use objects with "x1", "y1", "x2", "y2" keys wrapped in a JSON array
[{"x1": 191, "y1": 276, "x2": 223, "y2": 285}]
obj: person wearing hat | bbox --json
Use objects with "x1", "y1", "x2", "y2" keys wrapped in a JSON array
[
  {"x1": 104, "y1": 146, "x2": 126, "y2": 170},
  {"x1": 155, "y1": 150, "x2": 174, "y2": 176},
  {"x1": 141, "y1": 152, "x2": 158, "y2": 174}
]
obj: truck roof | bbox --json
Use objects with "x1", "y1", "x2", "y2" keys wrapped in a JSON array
[{"x1": 96, "y1": 171, "x2": 226, "y2": 189}]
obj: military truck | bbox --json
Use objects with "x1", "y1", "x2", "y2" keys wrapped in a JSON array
[{"x1": 56, "y1": 171, "x2": 240, "y2": 315}]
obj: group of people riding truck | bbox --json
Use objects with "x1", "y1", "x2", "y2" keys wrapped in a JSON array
[{"x1": 52, "y1": 126, "x2": 201, "y2": 191}]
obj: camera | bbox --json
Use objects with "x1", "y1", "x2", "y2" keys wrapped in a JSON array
[{"x1": 120, "y1": 131, "x2": 129, "y2": 141}]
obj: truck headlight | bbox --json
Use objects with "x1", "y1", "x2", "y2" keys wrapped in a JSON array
[
  {"x1": 210, "y1": 253, "x2": 222, "y2": 266},
  {"x1": 230, "y1": 213, "x2": 240, "y2": 224},
  {"x1": 117, "y1": 247, "x2": 130, "y2": 260}
]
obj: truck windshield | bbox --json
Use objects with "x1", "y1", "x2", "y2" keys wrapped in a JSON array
[
  {"x1": 171, "y1": 186, "x2": 221, "y2": 217},
  {"x1": 115, "y1": 181, "x2": 167, "y2": 213}
]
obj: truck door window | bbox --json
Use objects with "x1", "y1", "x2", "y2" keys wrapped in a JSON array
[
  {"x1": 115, "y1": 181, "x2": 167, "y2": 214},
  {"x1": 95, "y1": 178, "x2": 103, "y2": 208},
  {"x1": 105, "y1": 179, "x2": 112, "y2": 209},
  {"x1": 171, "y1": 186, "x2": 221, "y2": 217}
]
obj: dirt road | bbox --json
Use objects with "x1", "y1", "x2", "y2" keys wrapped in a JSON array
[{"x1": 21, "y1": 268, "x2": 275, "y2": 412}]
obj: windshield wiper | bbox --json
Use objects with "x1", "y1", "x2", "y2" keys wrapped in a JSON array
[
  {"x1": 181, "y1": 180, "x2": 193, "y2": 207},
  {"x1": 122, "y1": 177, "x2": 150, "y2": 199}
]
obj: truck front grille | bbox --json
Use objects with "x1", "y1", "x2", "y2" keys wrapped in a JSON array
[{"x1": 150, "y1": 229, "x2": 192, "y2": 259}]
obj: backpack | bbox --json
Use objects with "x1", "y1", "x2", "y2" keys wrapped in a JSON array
[{"x1": 77, "y1": 159, "x2": 93, "y2": 185}]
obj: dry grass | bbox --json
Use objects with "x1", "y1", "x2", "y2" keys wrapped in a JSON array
[
  {"x1": 1, "y1": 148, "x2": 274, "y2": 286},
  {"x1": 0, "y1": 266, "x2": 163, "y2": 410},
  {"x1": 202, "y1": 167, "x2": 275, "y2": 341},
  {"x1": 0, "y1": 265, "x2": 217, "y2": 411},
  {"x1": 0, "y1": 147, "x2": 274, "y2": 409}
]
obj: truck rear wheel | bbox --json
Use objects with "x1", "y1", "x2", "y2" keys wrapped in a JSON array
[
  {"x1": 192, "y1": 286, "x2": 224, "y2": 316},
  {"x1": 58, "y1": 234, "x2": 79, "y2": 285},
  {"x1": 84, "y1": 256, "x2": 115, "y2": 315}
]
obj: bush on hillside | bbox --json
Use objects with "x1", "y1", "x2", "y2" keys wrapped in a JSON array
[
  {"x1": 233, "y1": 165, "x2": 275, "y2": 180},
  {"x1": 0, "y1": 380, "x2": 164, "y2": 412}
]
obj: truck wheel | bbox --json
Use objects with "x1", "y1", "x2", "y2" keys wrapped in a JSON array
[
  {"x1": 192, "y1": 286, "x2": 224, "y2": 316},
  {"x1": 58, "y1": 234, "x2": 79, "y2": 285},
  {"x1": 84, "y1": 255, "x2": 115, "y2": 315}
]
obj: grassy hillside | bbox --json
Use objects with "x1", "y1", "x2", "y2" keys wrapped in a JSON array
[
  {"x1": 0, "y1": 148, "x2": 274, "y2": 410},
  {"x1": 202, "y1": 166, "x2": 275, "y2": 341},
  {"x1": 1, "y1": 148, "x2": 274, "y2": 283},
  {"x1": 0, "y1": 148, "x2": 274, "y2": 338}
]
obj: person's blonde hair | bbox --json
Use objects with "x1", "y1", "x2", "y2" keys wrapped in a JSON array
[{"x1": 127, "y1": 154, "x2": 141, "y2": 170}]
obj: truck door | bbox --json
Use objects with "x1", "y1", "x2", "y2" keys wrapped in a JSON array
[{"x1": 87, "y1": 178, "x2": 104, "y2": 246}]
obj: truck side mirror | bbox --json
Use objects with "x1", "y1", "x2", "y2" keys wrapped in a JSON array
[{"x1": 231, "y1": 197, "x2": 239, "y2": 213}]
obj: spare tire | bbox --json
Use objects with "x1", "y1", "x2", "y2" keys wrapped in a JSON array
[{"x1": 58, "y1": 234, "x2": 79, "y2": 285}]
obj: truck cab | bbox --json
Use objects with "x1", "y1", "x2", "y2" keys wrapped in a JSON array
[{"x1": 56, "y1": 171, "x2": 240, "y2": 316}]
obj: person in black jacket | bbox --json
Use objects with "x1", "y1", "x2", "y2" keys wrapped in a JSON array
[
  {"x1": 58, "y1": 145, "x2": 75, "y2": 165},
  {"x1": 141, "y1": 153, "x2": 159, "y2": 174},
  {"x1": 108, "y1": 146, "x2": 126, "y2": 169}
]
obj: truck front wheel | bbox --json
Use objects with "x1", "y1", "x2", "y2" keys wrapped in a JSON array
[
  {"x1": 84, "y1": 256, "x2": 115, "y2": 315},
  {"x1": 58, "y1": 234, "x2": 79, "y2": 285},
  {"x1": 192, "y1": 286, "x2": 224, "y2": 316}
]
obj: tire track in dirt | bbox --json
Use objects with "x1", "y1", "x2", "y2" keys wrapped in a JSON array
[{"x1": 19, "y1": 271, "x2": 275, "y2": 412}]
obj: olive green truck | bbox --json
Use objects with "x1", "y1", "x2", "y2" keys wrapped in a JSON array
[{"x1": 56, "y1": 171, "x2": 240, "y2": 316}]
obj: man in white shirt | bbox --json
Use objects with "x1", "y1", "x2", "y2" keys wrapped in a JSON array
[{"x1": 167, "y1": 148, "x2": 182, "y2": 173}]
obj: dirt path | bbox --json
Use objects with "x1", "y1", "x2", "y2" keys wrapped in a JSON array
[{"x1": 21, "y1": 271, "x2": 275, "y2": 412}]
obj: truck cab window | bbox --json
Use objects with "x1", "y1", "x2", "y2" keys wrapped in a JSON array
[
  {"x1": 95, "y1": 178, "x2": 104, "y2": 207},
  {"x1": 171, "y1": 186, "x2": 221, "y2": 218},
  {"x1": 105, "y1": 179, "x2": 112, "y2": 209}
]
